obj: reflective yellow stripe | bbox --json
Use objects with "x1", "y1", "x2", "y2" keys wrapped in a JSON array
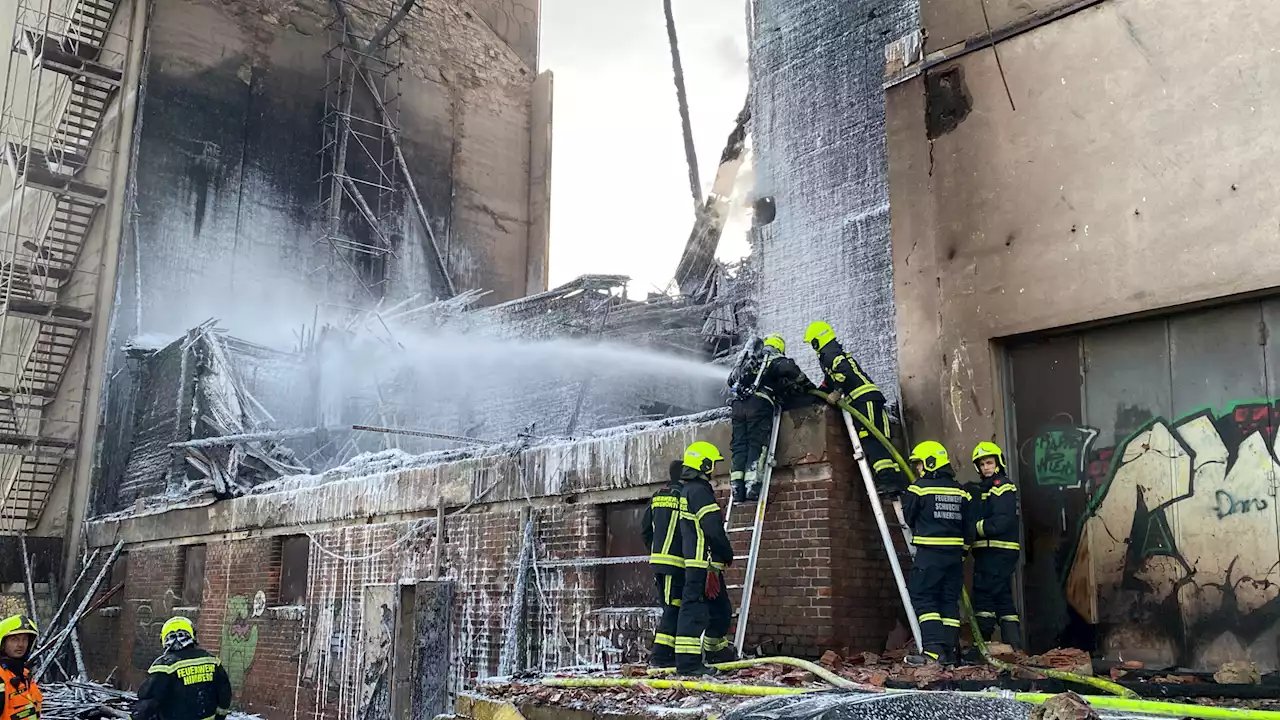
[
  {"x1": 710, "y1": 561, "x2": 725, "y2": 571},
  {"x1": 976, "y1": 519, "x2": 986, "y2": 537},
  {"x1": 941, "y1": 618, "x2": 961, "y2": 627},
  {"x1": 913, "y1": 536, "x2": 964, "y2": 546},
  {"x1": 703, "y1": 636, "x2": 729, "y2": 652},
  {"x1": 752, "y1": 391, "x2": 776, "y2": 403},
  {"x1": 694, "y1": 504, "x2": 720, "y2": 521},
  {"x1": 731, "y1": 471, "x2": 744, "y2": 481},
  {"x1": 976, "y1": 611, "x2": 997, "y2": 618},
  {"x1": 1001, "y1": 615, "x2": 1021, "y2": 622},
  {"x1": 686, "y1": 558, "x2": 710, "y2": 569},
  {"x1": 650, "y1": 553, "x2": 686, "y2": 568},
  {"x1": 872, "y1": 459, "x2": 897, "y2": 472},
  {"x1": 918, "y1": 612, "x2": 941, "y2": 622},
  {"x1": 655, "y1": 633, "x2": 675, "y2": 647},
  {"x1": 973, "y1": 540, "x2": 1020, "y2": 551},
  {"x1": 906, "y1": 485, "x2": 972, "y2": 500},
  {"x1": 989, "y1": 484, "x2": 1017, "y2": 496},
  {"x1": 651, "y1": 495, "x2": 680, "y2": 509}
]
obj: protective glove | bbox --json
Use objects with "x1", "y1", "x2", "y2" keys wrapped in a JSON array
[
  {"x1": 826, "y1": 391, "x2": 843, "y2": 406},
  {"x1": 705, "y1": 571, "x2": 723, "y2": 600}
]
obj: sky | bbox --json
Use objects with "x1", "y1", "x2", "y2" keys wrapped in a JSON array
[{"x1": 539, "y1": 0, "x2": 751, "y2": 297}]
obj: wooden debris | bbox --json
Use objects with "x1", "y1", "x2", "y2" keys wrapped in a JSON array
[
  {"x1": 1214, "y1": 660, "x2": 1262, "y2": 685},
  {"x1": 1029, "y1": 691, "x2": 1100, "y2": 720}
]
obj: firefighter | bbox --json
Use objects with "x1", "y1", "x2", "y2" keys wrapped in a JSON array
[
  {"x1": 727, "y1": 334, "x2": 817, "y2": 502},
  {"x1": 642, "y1": 460, "x2": 686, "y2": 668},
  {"x1": 970, "y1": 441, "x2": 1022, "y2": 650},
  {"x1": 803, "y1": 321, "x2": 905, "y2": 496},
  {"x1": 134, "y1": 617, "x2": 232, "y2": 720},
  {"x1": 0, "y1": 614, "x2": 41, "y2": 720},
  {"x1": 902, "y1": 441, "x2": 972, "y2": 666},
  {"x1": 674, "y1": 441, "x2": 737, "y2": 675}
]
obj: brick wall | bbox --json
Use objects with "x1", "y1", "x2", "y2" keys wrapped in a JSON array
[{"x1": 81, "y1": 424, "x2": 903, "y2": 719}]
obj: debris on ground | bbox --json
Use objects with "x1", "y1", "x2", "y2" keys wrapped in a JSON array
[
  {"x1": 1214, "y1": 660, "x2": 1262, "y2": 685},
  {"x1": 41, "y1": 680, "x2": 264, "y2": 720},
  {"x1": 1029, "y1": 691, "x2": 1100, "y2": 720},
  {"x1": 1028, "y1": 648, "x2": 1094, "y2": 677}
]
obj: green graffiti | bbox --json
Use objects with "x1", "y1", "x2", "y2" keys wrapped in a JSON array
[
  {"x1": 220, "y1": 595, "x2": 259, "y2": 691},
  {"x1": 1032, "y1": 427, "x2": 1096, "y2": 487}
]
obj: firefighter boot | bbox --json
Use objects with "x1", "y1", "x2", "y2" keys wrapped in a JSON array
[
  {"x1": 904, "y1": 651, "x2": 939, "y2": 667},
  {"x1": 944, "y1": 625, "x2": 961, "y2": 667},
  {"x1": 731, "y1": 479, "x2": 747, "y2": 503},
  {"x1": 704, "y1": 646, "x2": 740, "y2": 666},
  {"x1": 649, "y1": 644, "x2": 675, "y2": 669},
  {"x1": 745, "y1": 470, "x2": 761, "y2": 502},
  {"x1": 964, "y1": 615, "x2": 997, "y2": 663},
  {"x1": 1000, "y1": 618, "x2": 1023, "y2": 651}
]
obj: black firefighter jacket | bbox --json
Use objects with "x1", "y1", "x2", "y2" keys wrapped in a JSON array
[
  {"x1": 815, "y1": 340, "x2": 884, "y2": 404},
  {"x1": 134, "y1": 645, "x2": 232, "y2": 720},
  {"x1": 903, "y1": 469, "x2": 974, "y2": 557},
  {"x1": 679, "y1": 471, "x2": 734, "y2": 577},
  {"x1": 973, "y1": 473, "x2": 1020, "y2": 552},
  {"x1": 643, "y1": 473, "x2": 685, "y2": 576}
]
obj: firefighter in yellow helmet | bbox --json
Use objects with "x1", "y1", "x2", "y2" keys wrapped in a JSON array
[
  {"x1": 673, "y1": 441, "x2": 737, "y2": 675},
  {"x1": 0, "y1": 614, "x2": 41, "y2": 720},
  {"x1": 902, "y1": 441, "x2": 973, "y2": 666},
  {"x1": 133, "y1": 617, "x2": 232, "y2": 720},
  {"x1": 725, "y1": 334, "x2": 817, "y2": 502},
  {"x1": 970, "y1": 441, "x2": 1022, "y2": 651},
  {"x1": 803, "y1": 321, "x2": 905, "y2": 497}
]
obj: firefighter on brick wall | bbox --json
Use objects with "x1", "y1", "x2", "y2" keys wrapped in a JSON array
[
  {"x1": 674, "y1": 441, "x2": 737, "y2": 675},
  {"x1": 0, "y1": 614, "x2": 41, "y2": 720},
  {"x1": 134, "y1": 617, "x2": 232, "y2": 720},
  {"x1": 969, "y1": 441, "x2": 1022, "y2": 652},
  {"x1": 803, "y1": 321, "x2": 906, "y2": 497},
  {"x1": 642, "y1": 460, "x2": 686, "y2": 668},
  {"x1": 902, "y1": 441, "x2": 972, "y2": 667},
  {"x1": 726, "y1": 334, "x2": 818, "y2": 503}
]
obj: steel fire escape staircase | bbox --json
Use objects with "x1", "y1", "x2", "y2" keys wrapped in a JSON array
[{"x1": 0, "y1": 0, "x2": 124, "y2": 530}]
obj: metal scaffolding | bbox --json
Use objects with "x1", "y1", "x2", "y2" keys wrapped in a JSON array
[
  {"x1": 0, "y1": 0, "x2": 131, "y2": 531},
  {"x1": 318, "y1": 0, "x2": 406, "y2": 298}
]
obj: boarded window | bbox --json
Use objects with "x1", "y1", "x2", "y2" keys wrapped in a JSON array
[
  {"x1": 280, "y1": 535, "x2": 310, "y2": 605},
  {"x1": 181, "y1": 545, "x2": 206, "y2": 606},
  {"x1": 603, "y1": 501, "x2": 655, "y2": 607}
]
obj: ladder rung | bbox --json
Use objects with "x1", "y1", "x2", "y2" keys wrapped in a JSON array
[
  {"x1": 726, "y1": 584, "x2": 743, "y2": 590},
  {"x1": 732, "y1": 555, "x2": 750, "y2": 561},
  {"x1": 727, "y1": 527, "x2": 753, "y2": 533}
]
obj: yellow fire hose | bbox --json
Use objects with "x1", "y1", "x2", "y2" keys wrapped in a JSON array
[
  {"x1": 648, "y1": 656, "x2": 870, "y2": 691},
  {"x1": 809, "y1": 390, "x2": 1132, "y2": 697},
  {"x1": 542, "y1": 673, "x2": 1280, "y2": 719}
]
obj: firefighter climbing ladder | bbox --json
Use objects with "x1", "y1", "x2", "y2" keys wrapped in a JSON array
[
  {"x1": 839, "y1": 409, "x2": 923, "y2": 653},
  {"x1": 722, "y1": 405, "x2": 782, "y2": 653}
]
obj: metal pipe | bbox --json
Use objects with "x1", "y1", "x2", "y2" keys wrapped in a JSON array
[
  {"x1": 352, "y1": 424, "x2": 496, "y2": 446},
  {"x1": 19, "y1": 533, "x2": 38, "y2": 622},
  {"x1": 34, "y1": 540, "x2": 122, "y2": 679}
]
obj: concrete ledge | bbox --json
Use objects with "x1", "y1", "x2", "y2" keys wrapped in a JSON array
[{"x1": 85, "y1": 406, "x2": 838, "y2": 548}]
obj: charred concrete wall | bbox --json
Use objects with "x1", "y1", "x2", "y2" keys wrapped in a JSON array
[
  {"x1": 80, "y1": 407, "x2": 901, "y2": 716},
  {"x1": 888, "y1": 0, "x2": 1280, "y2": 665}
]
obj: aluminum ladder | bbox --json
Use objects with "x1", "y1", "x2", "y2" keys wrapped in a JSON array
[
  {"x1": 839, "y1": 409, "x2": 923, "y2": 653},
  {"x1": 722, "y1": 405, "x2": 783, "y2": 654}
]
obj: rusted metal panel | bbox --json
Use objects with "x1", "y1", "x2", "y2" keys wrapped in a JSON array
[{"x1": 1005, "y1": 335, "x2": 1082, "y2": 652}]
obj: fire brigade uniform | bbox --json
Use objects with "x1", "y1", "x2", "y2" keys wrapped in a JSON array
[
  {"x1": 728, "y1": 335, "x2": 816, "y2": 501},
  {"x1": 902, "y1": 442, "x2": 972, "y2": 665},
  {"x1": 134, "y1": 617, "x2": 232, "y2": 720},
  {"x1": 970, "y1": 441, "x2": 1022, "y2": 649},
  {"x1": 674, "y1": 442, "x2": 736, "y2": 675},
  {"x1": 0, "y1": 615, "x2": 41, "y2": 720},
  {"x1": 804, "y1": 322, "x2": 905, "y2": 496},
  {"x1": 642, "y1": 460, "x2": 686, "y2": 667}
]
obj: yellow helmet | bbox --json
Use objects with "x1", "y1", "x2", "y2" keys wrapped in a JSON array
[
  {"x1": 683, "y1": 441, "x2": 724, "y2": 475},
  {"x1": 0, "y1": 615, "x2": 37, "y2": 642},
  {"x1": 160, "y1": 616, "x2": 195, "y2": 643},
  {"x1": 972, "y1": 441, "x2": 1007, "y2": 472},
  {"x1": 803, "y1": 321, "x2": 837, "y2": 350},
  {"x1": 909, "y1": 441, "x2": 951, "y2": 473},
  {"x1": 763, "y1": 334, "x2": 786, "y2": 354}
]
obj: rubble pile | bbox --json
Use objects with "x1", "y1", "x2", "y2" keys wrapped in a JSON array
[{"x1": 42, "y1": 681, "x2": 264, "y2": 720}]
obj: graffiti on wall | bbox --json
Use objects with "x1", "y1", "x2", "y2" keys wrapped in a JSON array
[
  {"x1": 221, "y1": 595, "x2": 259, "y2": 691},
  {"x1": 1043, "y1": 400, "x2": 1280, "y2": 667},
  {"x1": 131, "y1": 589, "x2": 180, "y2": 670}
]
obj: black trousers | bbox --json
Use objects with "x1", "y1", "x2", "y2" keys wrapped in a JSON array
[
  {"x1": 972, "y1": 549, "x2": 1019, "y2": 636},
  {"x1": 908, "y1": 548, "x2": 963, "y2": 656},
  {"x1": 652, "y1": 573, "x2": 683, "y2": 655},
  {"x1": 730, "y1": 396, "x2": 774, "y2": 481},
  {"x1": 674, "y1": 570, "x2": 733, "y2": 669},
  {"x1": 852, "y1": 396, "x2": 904, "y2": 490}
]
